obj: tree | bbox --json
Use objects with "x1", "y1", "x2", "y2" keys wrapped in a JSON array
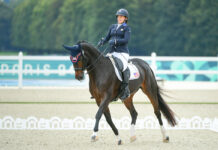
[
  {"x1": 56, "y1": 0, "x2": 95, "y2": 49},
  {"x1": 128, "y1": 0, "x2": 157, "y2": 55},
  {"x1": 28, "y1": 0, "x2": 64, "y2": 53},
  {"x1": 182, "y1": 0, "x2": 218, "y2": 56},
  {"x1": 0, "y1": 2, "x2": 13, "y2": 50},
  {"x1": 152, "y1": 0, "x2": 189, "y2": 56},
  {"x1": 10, "y1": 0, "x2": 218, "y2": 56},
  {"x1": 11, "y1": 0, "x2": 39, "y2": 51}
]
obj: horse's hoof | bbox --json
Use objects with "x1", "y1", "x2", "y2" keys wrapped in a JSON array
[
  {"x1": 118, "y1": 140, "x2": 123, "y2": 145},
  {"x1": 130, "y1": 136, "x2": 137, "y2": 142},
  {"x1": 163, "y1": 136, "x2": 169, "y2": 143},
  {"x1": 91, "y1": 135, "x2": 99, "y2": 142}
]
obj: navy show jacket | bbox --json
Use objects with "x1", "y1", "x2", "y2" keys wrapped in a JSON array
[{"x1": 103, "y1": 23, "x2": 131, "y2": 54}]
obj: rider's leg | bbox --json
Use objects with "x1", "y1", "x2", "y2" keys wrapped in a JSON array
[
  {"x1": 111, "y1": 52, "x2": 130, "y2": 101},
  {"x1": 120, "y1": 67, "x2": 130, "y2": 100},
  {"x1": 118, "y1": 53, "x2": 130, "y2": 101}
]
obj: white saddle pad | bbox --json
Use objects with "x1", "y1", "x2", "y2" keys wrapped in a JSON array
[{"x1": 109, "y1": 57, "x2": 140, "y2": 81}]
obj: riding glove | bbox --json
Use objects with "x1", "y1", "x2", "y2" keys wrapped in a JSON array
[{"x1": 109, "y1": 39, "x2": 116, "y2": 46}]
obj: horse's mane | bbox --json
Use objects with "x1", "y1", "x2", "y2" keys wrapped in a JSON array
[
  {"x1": 77, "y1": 40, "x2": 101, "y2": 55},
  {"x1": 77, "y1": 40, "x2": 88, "y2": 45}
]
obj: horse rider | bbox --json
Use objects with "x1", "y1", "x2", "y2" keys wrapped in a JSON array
[{"x1": 97, "y1": 8, "x2": 131, "y2": 101}]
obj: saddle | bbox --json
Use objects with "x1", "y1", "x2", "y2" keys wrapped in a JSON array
[{"x1": 107, "y1": 54, "x2": 140, "y2": 81}]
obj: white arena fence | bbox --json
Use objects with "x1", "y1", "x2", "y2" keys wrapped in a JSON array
[
  {"x1": 0, "y1": 52, "x2": 217, "y2": 88},
  {"x1": 0, "y1": 116, "x2": 217, "y2": 132}
]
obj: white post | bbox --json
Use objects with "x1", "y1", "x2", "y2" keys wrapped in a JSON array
[
  {"x1": 217, "y1": 54, "x2": 218, "y2": 82},
  {"x1": 151, "y1": 52, "x2": 157, "y2": 75},
  {"x1": 18, "y1": 51, "x2": 23, "y2": 88}
]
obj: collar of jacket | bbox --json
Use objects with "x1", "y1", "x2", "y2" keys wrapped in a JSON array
[
  {"x1": 122, "y1": 22, "x2": 127, "y2": 26},
  {"x1": 116, "y1": 22, "x2": 127, "y2": 30}
]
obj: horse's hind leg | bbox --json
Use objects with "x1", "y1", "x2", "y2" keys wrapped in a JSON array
[
  {"x1": 154, "y1": 106, "x2": 169, "y2": 143},
  {"x1": 104, "y1": 107, "x2": 122, "y2": 145},
  {"x1": 124, "y1": 93, "x2": 138, "y2": 142},
  {"x1": 141, "y1": 84, "x2": 169, "y2": 142}
]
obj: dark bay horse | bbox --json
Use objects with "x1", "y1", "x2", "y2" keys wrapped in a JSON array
[{"x1": 63, "y1": 41, "x2": 177, "y2": 145}]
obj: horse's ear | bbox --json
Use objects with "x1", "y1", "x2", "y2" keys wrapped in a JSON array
[{"x1": 63, "y1": 44, "x2": 80, "y2": 51}]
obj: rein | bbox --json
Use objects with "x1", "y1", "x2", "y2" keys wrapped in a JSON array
[{"x1": 85, "y1": 46, "x2": 109, "y2": 73}]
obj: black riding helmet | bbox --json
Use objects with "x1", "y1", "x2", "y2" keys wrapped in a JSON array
[{"x1": 116, "y1": 8, "x2": 129, "y2": 21}]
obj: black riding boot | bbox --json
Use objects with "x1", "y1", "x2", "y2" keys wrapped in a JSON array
[{"x1": 120, "y1": 68, "x2": 130, "y2": 101}]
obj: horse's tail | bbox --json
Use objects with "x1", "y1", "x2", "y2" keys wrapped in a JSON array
[
  {"x1": 134, "y1": 58, "x2": 177, "y2": 126},
  {"x1": 157, "y1": 86, "x2": 177, "y2": 126}
]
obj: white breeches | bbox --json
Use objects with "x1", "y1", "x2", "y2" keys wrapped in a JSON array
[{"x1": 110, "y1": 52, "x2": 129, "y2": 72}]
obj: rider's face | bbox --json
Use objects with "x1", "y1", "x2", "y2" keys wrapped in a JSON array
[{"x1": 117, "y1": 15, "x2": 126, "y2": 24}]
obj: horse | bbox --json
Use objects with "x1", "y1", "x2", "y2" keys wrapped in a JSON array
[{"x1": 63, "y1": 41, "x2": 177, "y2": 145}]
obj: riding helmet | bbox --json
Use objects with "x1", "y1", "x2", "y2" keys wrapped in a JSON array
[{"x1": 116, "y1": 8, "x2": 129, "y2": 19}]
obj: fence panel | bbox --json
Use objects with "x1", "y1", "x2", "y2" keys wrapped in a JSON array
[{"x1": 0, "y1": 52, "x2": 217, "y2": 87}]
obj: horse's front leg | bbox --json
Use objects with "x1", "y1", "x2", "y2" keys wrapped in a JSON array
[
  {"x1": 104, "y1": 107, "x2": 122, "y2": 145},
  {"x1": 91, "y1": 97, "x2": 110, "y2": 142}
]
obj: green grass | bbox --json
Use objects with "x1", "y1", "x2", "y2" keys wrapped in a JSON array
[
  {"x1": 0, "y1": 101, "x2": 217, "y2": 104},
  {"x1": 0, "y1": 51, "x2": 27, "y2": 56}
]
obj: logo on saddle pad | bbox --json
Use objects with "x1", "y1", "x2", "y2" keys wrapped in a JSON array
[
  {"x1": 133, "y1": 72, "x2": 140, "y2": 78},
  {"x1": 108, "y1": 56, "x2": 140, "y2": 81}
]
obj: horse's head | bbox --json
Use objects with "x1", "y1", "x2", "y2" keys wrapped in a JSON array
[{"x1": 63, "y1": 43, "x2": 85, "y2": 81}]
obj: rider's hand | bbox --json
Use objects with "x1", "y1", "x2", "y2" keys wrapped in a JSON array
[{"x1": 109, "y1": 39, "x2": 116, "y2": 46}]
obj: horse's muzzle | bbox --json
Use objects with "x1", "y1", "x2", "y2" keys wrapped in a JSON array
[{"x1": 75, "y1": 72, "x2": 85, "y2": 81}]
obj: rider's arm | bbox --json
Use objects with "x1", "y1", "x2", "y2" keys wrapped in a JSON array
[
  {"x1": 116, "y1": 26, "x2": 131, "y2": 45},
  {"x1": 103, "y1": 25, "x2": 113, "y2": 44}
]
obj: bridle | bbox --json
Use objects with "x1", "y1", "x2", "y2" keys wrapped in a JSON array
[
  {"x1": 70, "y1": 46, "x2": 109, "y2": 73},
  {"x1": 70, "y1": 53, "x2": 86, "y2": 71}
]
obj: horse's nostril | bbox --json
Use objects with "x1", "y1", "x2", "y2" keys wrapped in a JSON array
[{"x1": 76, "y1": 74, "x2": 84, "y2": 81}]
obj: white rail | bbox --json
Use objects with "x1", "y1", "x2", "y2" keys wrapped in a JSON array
[
  {"x1": 18, "y1": 52, "x2": 23, "y2": 88},
  {"x1": 0, "y1": 52, "x2": 218, "y2": 88}
]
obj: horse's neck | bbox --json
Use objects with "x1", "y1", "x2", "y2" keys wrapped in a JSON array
[
  {"x1": 83, "y1": 44, "x2": 109, "y2": 77},
  {"x1": 82, "y1": 44, "x2": 102, "y2": 65},
  {"x1": 83, "y1": 43, "x2": 100, "y2": 57}
]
